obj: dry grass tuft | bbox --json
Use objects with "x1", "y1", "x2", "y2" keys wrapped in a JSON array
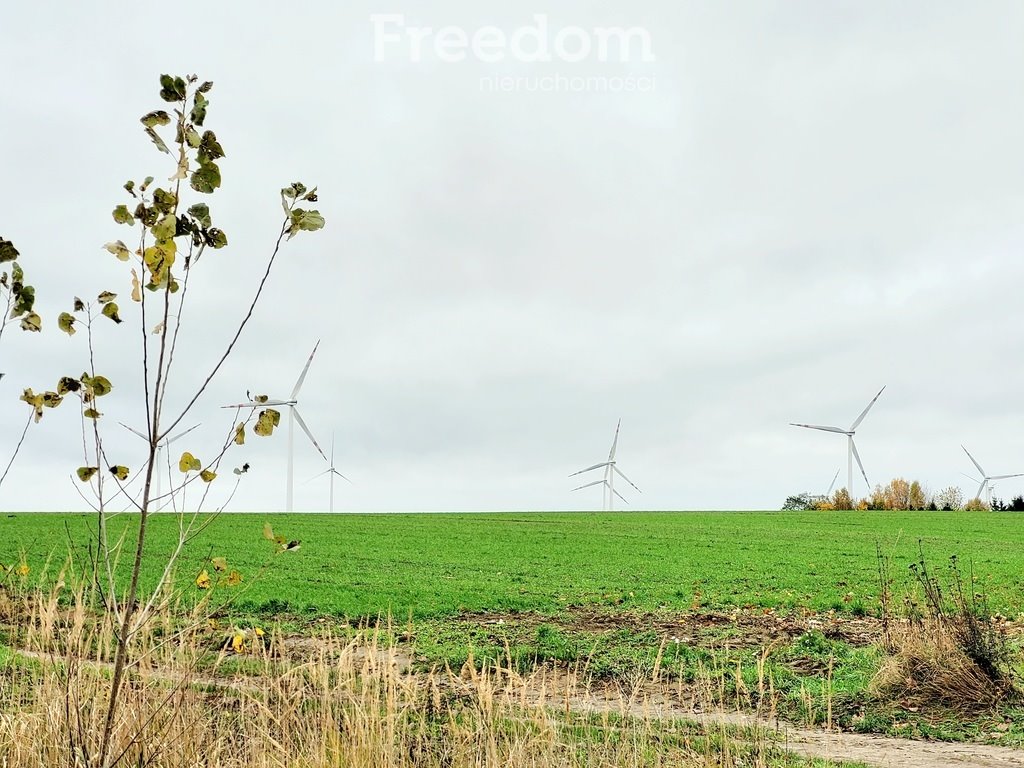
[
  {"x1": 0, "y1": 584, "x2": 806, "y2": 768},
  {"x1": 870, "y1": 619, "x2": 1015, "y2": 710}
]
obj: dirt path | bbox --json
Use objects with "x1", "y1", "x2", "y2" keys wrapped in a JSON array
[{"x1": 547, "y1": 685, "x2": 1024, "y2": 768}]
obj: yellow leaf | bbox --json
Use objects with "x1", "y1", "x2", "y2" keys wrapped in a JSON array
[
  {"x1": 195, "y1": 569, "x2": 211, "y2": 589},
  {"x1": 178, "y1": 451, "x2": 201, "y2": 473},
  {"x1": 225, "y1": 570, "x2": 242, "y2": 586},
  {"x1": 16, "y1": 563, "x2": 29, "y2": 578},
  {"x1": 262, "y1": 522, "x2": 275, "y2": 541},
  {"x1": 20, "y1": 313, "x2": 41, "y2": 332},
  {"x1": 77, "y1": 467, "x2": 99, "y2": 482},
  {"x1": 231, "y1": 632, "x2": 245, "y2": 653},
  {"x1": 151, "y1": 321, "x2": 164, "y2": 335},
  {"x1": 108, "y1": 465, "x2": 130, "y2": 481},
  {"x1": 211, "y1": 556, "x2": 227, "y2": 572},
  {"x1": 58, "y1": 312, "x2": 77, "y2": 335},
  {"x1": 254, "y1": 408, "x2": 280, "y2": 437},
  {"x1": 103, "y1": 241, "x2": 131, "y2": 261},
  {"x1": 253, "y1": 626, "x2": 264, "y2": 637},
  {"x1": 233, "y1": 422, "x2": 245, "y2": 445},
  {"x1": 20, "y1": 389, "x2": 44, "y2": 422},
  {"x1": 200, "y1": 469, "x2": 217, "y2": 483},
  {"x1": 102, "y1": 302, "x2": 122, "y2": 324},
  {"x1": 130, "y1": 268, "x2": 142, "y2": 302},
  {"x1": 83, "y1": 408, "x2": 102, "y2": 420},
  {"x1": 97, "y1": 291, "x2": 117, "y2": 305}
]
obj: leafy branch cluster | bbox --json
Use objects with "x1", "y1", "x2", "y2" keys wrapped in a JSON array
[{"x1": 3, "y1": 73, "x2": 325, "y2": 767}]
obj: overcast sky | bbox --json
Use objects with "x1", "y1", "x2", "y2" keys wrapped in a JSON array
[{"x1": 1, "y1": 1, "x2": 1022, "y2": 512}]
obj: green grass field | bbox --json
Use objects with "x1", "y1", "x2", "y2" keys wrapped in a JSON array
[{"x1": 3, "y1": 510, "x2": 1022, "y2": 618}]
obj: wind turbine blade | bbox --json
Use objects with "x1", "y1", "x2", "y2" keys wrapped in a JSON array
[
  {"x1": 569, "y1": 462, "x2": 609, "y2": 477},
  {"x1": 571, "y1": 479, "x2": 607, "y2": 492},
  {"x1": 330, "y1": 468, "x2": 353, "y2": 484},
  {"x1": 166, "y1": 423, "x2": 201, "y2": 446},
  {"x1": 612, "y1": 465, "x2": 641, "y2": 492},
  {"x1": 977, "y1": 479, "x2": 987, "y2": 501},
  {"x1": 961, "y1": 445, "x2": 986, "y2": 476},
  {"x1": 850, "y1": 438, "x2": 869, "y2": 487},
  {"x1": 960, "y1": 472, "x2": 981, "y2": 484},
  {"x1": 790, "y1": 423, "x2": 847, "y2": 434},
  {"x1": 990, "y1": 473, "x2": 1024, "y2": 480},
  {"x1": 292, "y1": 408, "x2": 328, "y2": 462},
  {"x1": 306, "y1": 469, "x2": 333, "y2": 482},
  {"x1": 608, "y1": 419, "x2": 621, "y2": 462},
  {"x1": 119, "y1": 422, "x2": 149, "y2": 441},
  {"x1": 611, "y1": 487, "x2": 629, "y2": 504},
  {"x1": 330, "y1": 432, "x2": 335, "y2": 466},
  {"x1": 221, "y1": 399, "x2": 290, "y2": 409},
  {"x1": 290, "y1": 340, "x2": 321, "y2": 399},
  {"x1": 827, "y1": 468, "x2": 840, "y2": 496},
  {"x1": 849, "y1": 385, "x2": 886, "y2": 431}
]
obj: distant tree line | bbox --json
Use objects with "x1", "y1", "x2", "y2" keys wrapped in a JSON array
[{"x1": 782, "y1": 477, "x2": 1024, "y2": 512}]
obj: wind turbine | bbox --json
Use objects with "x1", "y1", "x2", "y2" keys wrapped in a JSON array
[
  {"x1": 791, "y1": 386, "x2": 885, "y2": 496},
  {"x1": 120, "y1": 422, "x2": 200, "y2": 509},
  {"x1": 308, "y1": 432, "x2": 349, "y2": 513},
  {"x1": 223, "y1": 341, "x2": 328, "y2": 512},
  {"x1": 825, "y1": 468, "x2": 841, "y2": 497},
  {"x1": 569, "y1": 419, "x2": 641, "y2": 511},
  {"x1": 961, "y1": 445, "x2": 1024, "y2": 508}
]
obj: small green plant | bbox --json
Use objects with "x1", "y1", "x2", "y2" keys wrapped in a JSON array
[{"x1": 11, "y1": 74, "x2": 324, "y2": 767}]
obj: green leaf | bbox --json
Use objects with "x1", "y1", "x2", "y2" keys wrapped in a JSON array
[
  {"x1": 187, "y1": 203, "x2": 211, "y2": 228},
  {"x1": 152, "y1": 214, "x2": 177, "y2": 241},
  {"x1": 140, "y1": 110, "x2": 171, "y2": 128},
  {"x1": 81, "y1": 374, "x2": 113, "y2": 397},
  {"x1": 282, "y1": 182, "x2": 307, "y2": 200},
  {"x1": 205, "y1": 228, "x2": 228, "y2": 249},
  {"x1": 83, "y1": 408, "x2": 102, "y2": 420},
  {"x1": 190, "y1": 161, "x2": 221, "y2": 194},
  {"x1": 152, "y1": 188, "x2": 177, "y2": 214},
  {"x1": 286, "y1": 209, "x2": 326, "y2": 239},
  {"x1": 199, "y1": 131, "x2": 225, "y2": 160},
  {"x1": 58, "y1": 312, "x2": 76, "y2": 336},
  {"x1": 109, "y1": 465, "x2": 130, "y2": 481},
  {"x1": 101, "y1": 302, "x2": 122, "y2": 324},
  {"x1": 143, "y1": 240, "x2": 176, "y2": 286},
  {"x1": 19, "y1": 312, "x2": 41, "y2": 332},
  {"x1": 141, "y1": 176, "x2": 154, "y2": 191},
  {"x1": 191, "y1": 91, "x2": 209, "y2": 126},
  {"x1": 112, "y1": 205, "x2": 135, "y2": 225},
  {"x1": 178, "y1": 451, "x2": 202, "y2": 473},
  {"x1": 197, "y1": 80, "x2": 214, "y2": 94},
  {"x1": 73, "y1": 297, "x2": 85, "y2": 312},
  {"x1": 103, "y1": 241, "x2": 131, "y2": 261},
  {"x1": 77, "y1": 467, "x2": 99, "y2": 482},
  {"x1": 159, "y1": 74, "x2": 187, "y2": 103},
  {"x1": 97, "y1": 291, "x2": 117, "y2": 305},
  {"x1": 144, "y1": 126, "x2": 170, "y2": 154},
  {"x1": 0, "y1": 238, "x2": 18, "y2": 263}
]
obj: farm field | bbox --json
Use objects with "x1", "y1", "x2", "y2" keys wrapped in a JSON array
[
  {"x1": 2, "y1": 510, "x2": 1023, "y2": 618},
  {"x1": 4, "y1": 509, "x2": 1024, "y2": 765}
]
